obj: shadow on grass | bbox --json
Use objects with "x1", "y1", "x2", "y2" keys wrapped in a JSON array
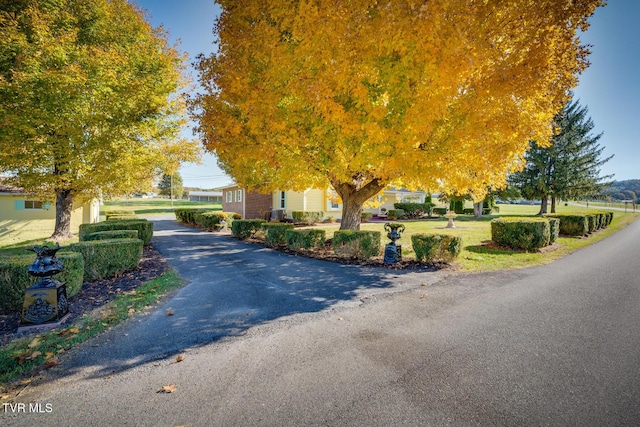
[{"x1": 465, "y1": 240, "x2": 518, "y2": 256}]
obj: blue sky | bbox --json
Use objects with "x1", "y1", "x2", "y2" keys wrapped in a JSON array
[{"x1": 134, "y1": 0, "x2": 639, "y2": 188}]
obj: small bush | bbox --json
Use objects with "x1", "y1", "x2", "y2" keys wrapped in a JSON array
[
  {"x1": 387, "y1": 209, "x2": 404, "y2": 220},
  {"x1": 193, "y1": 211, "x2": 235, "y2": 231},
  {"x1": 361, "y1": 212, "x2": 373, "y2": 222},
  {"x1": 333, "y1": 230, "x2": 381, "y2": 260},
  {"x1": 107, "y1": 215, "x2": 139, "y2": 220},
  {"x1": 433, "y1": 207, "x2": 447, "y2": 216},
  {"x1": 393, "y1": 202, "x2": 435, "y2": 218},
  {"x1": 547, "y1": 217, "x2": 560, "y2": 244},
  {"x1": 84, "y1": 230, "x2": 139, "y2": 241},
  {"x1": 411, "y1": 234, "x2": 462, "y2": 263},
  {"x1": 291, "y1": 211, "x2": 324, "y2": 224},
  {"x1": 232, "y1": 219, "x2": 267, "y2": 239},
  {"x1": 586, "y1": 215, "x2": 597, "y2": 233},
  {"x1": 547, "y1": 214, "x2": 589, "y2": 236},
  {"x1": 262, "y1": 223, "x2": 295, "y2": 246},
  {"x1": 0, "y1": 252, "x2": 84, "y2": 312},
  {"x1": 450, "y1": 200, "x2": 464, "y2": 214},
  {"x1": 285, "y1": 229, "x2": 326, "y2": 251},
  {"x1": 462, "y1": 208, "x2": 475, "y2": 215},
  {"x1": 175, "y1": 208, "x2": 209, "y2": 225},
  {"x1": 65, "y1": 239, "x2": 143, "y2": 281},
  {"x1": 491, "y1": 217, "x2": 550, "y2": 251},
  {"x1": 79, "y1": 219, "x2": 153, "y2": 245},
  {"x1": 104, "y1": 210, "x2": 131, "y2": 219}
]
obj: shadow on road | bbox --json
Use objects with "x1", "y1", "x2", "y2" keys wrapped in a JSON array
[{"x1": 49, "y1": 219, "x2": 443, "y2": 382}]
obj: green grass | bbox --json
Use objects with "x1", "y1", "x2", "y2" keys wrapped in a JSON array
[
  {"x1": 0, "y1": 270, "x2": 184, "y2": 387},
  {"x1": 306, "y1": 204, "x2": 639, "y2": 271},
  {"x1": 102, "y1": 198, "x2": 222, "y2": 216}
]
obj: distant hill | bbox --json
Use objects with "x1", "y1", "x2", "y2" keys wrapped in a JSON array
[{"x1": 602, "y1": 179, "x2": 640, "y2": 201}]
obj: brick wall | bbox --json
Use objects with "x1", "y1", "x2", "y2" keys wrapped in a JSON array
[{"x1": 245, "y1": 193, "x2": 272, "y2": 219}]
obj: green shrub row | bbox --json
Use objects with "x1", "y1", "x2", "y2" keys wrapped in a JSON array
[
  {"x1": 333, "y1": 230, "x2": 381, "y2": 260},
  {"x1": 232, "y1": 219, "x2": 267, "y2": 239},
  {"x1": 393, "y1": 203, "x2": 434, "y2": 218},
  {"x1": 0, "y1": 252, "x2": 84, "y2": 312},
  {"x1": 285, "y1": 229, "x2": 326, "y2": 250},
  {"x1": 193, "y1": 211, "x2": 238, "y2": 231},
  {"x1": 411, "y1": 234, "x2": 462, "y2": 263},
  {"x1": 545, "y1": 212, "x2": 613, "y2": 236},
  {"x1": 83, "y1": 230, "x2": 139, "y2": 241},
  {"x1": 548, "y1": 217, "x2": 560, "y2": 244},
  {"x1": 361, "y1": 212, "x2": 373, "y2": 222},
  {"x1": 262, "y1": 223, "x2": 295, "y2": 246},
  {"x1": 64, "y1": 238, "x2": 143, "y2": 281},
  {"x1": 103, "y1": 210, "x2": 131, "y2": 219},
  {"x1": 291, "y1": 211, "x2": 324, "y2": 224},
  {"x1": 175, "y1": 208, "x2": 209, "y2": 224},
  {"x1": 433, "y1": 207, "x2": 447, "y2": 216},
  {"x1": 80, "y1": 219, "x2": 153, "y2": 245},
  {"x1": 491, "y1": 217, "x2": 551, "y2": 251}
]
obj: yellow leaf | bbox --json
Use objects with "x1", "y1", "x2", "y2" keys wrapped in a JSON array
[
  {"x1": 157, "y1": 384, "x2": 177, "y2": 393},
  {"x1": 175, "y1": 355, "x2": 185, "y2": 363},
  {"x1": 28, "y1": 337, "x2": 41, "y2": 348},
  {"x1": 30, "y1": 351, "x2": 42, "y2": 360},
  {"x1": 165, "y1": 308, "x2": 175, "y2": 316},
  {"x1": 45, "y1": 352, "x2": 55, "y2": 360}
]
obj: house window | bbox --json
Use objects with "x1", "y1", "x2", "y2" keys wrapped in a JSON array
[
  {"x1": 326, "y1": 189, "x2": 342, "y2": 211},
  {"x1": 226, "y1": 191, "x2": 233, "y2": 203},
  {"x1": 237, "y1": 189, "x2": 242, "y2": 203},
  {"x1": 278, "y1": 191, "x2": 286, "y2": 209},
  {"x1": 24, "y1": 200, "x2": 44, "y2": 209}
]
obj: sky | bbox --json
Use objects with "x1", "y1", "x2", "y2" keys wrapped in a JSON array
[{"x1": 134, "y1": 0, "x2": 640, "y2": 189}]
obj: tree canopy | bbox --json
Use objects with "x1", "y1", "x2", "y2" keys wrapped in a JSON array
[
  {"x1": 509, "y1": 96, "x2": 613, "y2": 214},
  {"x1": 0, "y1": 0, "x2": 200, "y2": 238},
  {"x1": 192, "y1": 0, "x2": 604, "y2": 229}
]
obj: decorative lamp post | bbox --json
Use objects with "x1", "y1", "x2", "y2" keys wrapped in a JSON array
[
  {"x1": 383, "y1": 223, "x2": 405, "y2": 264},
  {"x1": 20, "y1": 245, "x2": 69, "y2": 328}
]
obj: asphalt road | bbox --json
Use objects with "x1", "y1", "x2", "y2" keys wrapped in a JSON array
[{"x1": 3, "y1": 216, "x2": 640, "y2": 426}]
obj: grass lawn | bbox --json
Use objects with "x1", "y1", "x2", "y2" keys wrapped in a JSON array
[
  {"x1": 101, "y1": 198, "x2": 222, "y2": 217},
  {"x1": 305, "y1": 204, "x2": 639, "y2": 271}
]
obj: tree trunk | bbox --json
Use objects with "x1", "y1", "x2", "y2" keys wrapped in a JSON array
[
  {"x1": 331, "y1": 176, "x2": 386, "y2": 230},
  {"x1": 538, "y1": 196, "x2": 548, "y2": 215},
  {"x1": 550, "y1": 196, "x2": 557, "y2": 213},
  {"x1": 51, "y1": 189, "x2": 75, "y2": 241},
  {"x1": 473, "y1": 201, "x2": 483, "y2": 218}
]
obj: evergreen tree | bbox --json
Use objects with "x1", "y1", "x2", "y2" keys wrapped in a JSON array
[
  {"x1": 158, "y1": 173, "x2": 184, "y2": 200},
  {"x1": 509, "y1": 97, "x2": 614, "y2": 214}
]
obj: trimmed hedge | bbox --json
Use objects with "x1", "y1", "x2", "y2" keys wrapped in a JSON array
[
  {"x1": 411, "y1": 234, "x2": 462, "y2": 264},
  {"x1": 262, "y1": 223, "x2": 295, "y2": 246},
  {"x1": 0, "y1": 252, "x2": 84, "y2": 312},
  {"x1": 333, "y1": 230, "x2": 381, "y2": 260},
  {"x1": 104, "y1": 210, "x2": 131, "y2": 219},
  {"x1": 65, "y1": 238, "x2": 143, "y2": 281},
  {"x1": 387, "y1": 209, "x2": 405, "y2": 220},
  {"x1": 491, "y1": 217, "x2": 550, "y2": 251},
  {"x1": 285, "y1": 229, "x2": 326, "y2": 251},
  {"x1": 361, "y1": 212, "x2": 373, "y2": 222},
  {"x1": 433, "y1": 207, "x2": 447, "y2": 216},
  {"x1": 175, "y1": 208, "x2": 209, "y2": 225},
  {"x1": 548, "y1": 217, "x2": 560, "y2": 244},
  {"x1": 79, "y1": 219, "x2": 153, "y2": 245},
  {"x1": 84, "y1": 230, "x2": 139, "y2": 241},
  {"x1": 232, "y1": 219, "x2": 267, "y2": 239},
  {"x1": 546, "y1": 214, "x2": 589, "y2": 236},
  {"x1": 393, "y1": 202, "x2": 434, "y2": 218},
  {"x1": 291, "y1": 211, "x2": 324, "y2": 224},
  {"x1": 193, "y1": 211, "x2": 237, "y2": 231}
]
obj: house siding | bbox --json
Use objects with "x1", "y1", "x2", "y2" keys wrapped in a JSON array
[{"x1": 221, "y1": 186, "x2": 272, "y2": 219}]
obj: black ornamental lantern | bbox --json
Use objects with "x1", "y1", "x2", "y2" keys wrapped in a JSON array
[{"x1": 20, "y1": 245, "x2": 69, "y2": 326}]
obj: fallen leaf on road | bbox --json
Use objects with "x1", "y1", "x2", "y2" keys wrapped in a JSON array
[
  {"x1": 175, "y1": 355, "x2": 184, "y2": 363},
  {"x1": 338, "y1": 317, "x2": 343, "y2": 321},
  {"x1": 44, "y1": 360, "x2": 59, "y2": 369},
  {"x1": 1, "y1": 394, "x2": 9, "y2": 400},
  {"x1": 157, "y1": 385, "x2": 177, "y2": 393},
  {"x1": 165, "y1": 308, "x2": 175, "y2": 316}
]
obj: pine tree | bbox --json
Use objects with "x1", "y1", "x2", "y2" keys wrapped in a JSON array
[{"x1": 509, "y1": 97, "x2": 614, "y2": 214}]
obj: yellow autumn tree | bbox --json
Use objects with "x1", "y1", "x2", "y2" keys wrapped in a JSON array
[
  {"x1": 192, "y1": 0, "x2": 604, "y2": 230},
  {"x1": 0, "y1": 0, "x2": 200, "y2": 239}
]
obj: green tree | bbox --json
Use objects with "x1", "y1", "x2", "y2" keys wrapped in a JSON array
[
  {"x1": 0, "y1": 0, "x2": 199, "y2": 239},
  {"x1": 509, "y1": 96, "x2": 613, "y2": 214},
  {"x1": 192, "y1": 0, "x2": 603, "y2": 230},
  {"x1": 158, "y1": 173, "x2": 184, "y2": 200}
]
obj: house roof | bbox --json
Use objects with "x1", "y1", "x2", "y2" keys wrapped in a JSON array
[
  {"x1": 189, "y1": 191, "x2": 222, "y2": 196},
  {"x1": 0, "y1": 181, "x2": 23, "y2": 194}
]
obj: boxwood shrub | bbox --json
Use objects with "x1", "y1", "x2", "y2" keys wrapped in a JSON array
[
  {"x1": 333, "y1": 230, "x2": 381, "y2": 260},
  {"x1": 491, "y1": 217, "x2": 550, "y2": 251},
  {"x1": 0, "y1": 252, "x2": 84, "y2": 312},
  {"x1": 547, "y1": 217, "x2": 560, "y2": 244},
  {"x1": 393, "y1": 202, "x2": 435, "y2": 218},
  {"x1": 65, "y1": 238, "x2": 143, "y2": 281},
  {"x1": 411, "y1": 234, "x2": 462, "y2": 264},
  {"x1": 285, "y1": 229, "x2": 326, "y2": 251},
  {"x1": 546, "y1": 214, "x2": 589, "y2": 236},
  {"x1": 193, "y1": 211, "x2": 237, "y2": 231},
  {"x1": 175, "y1": 208, "x2": 209, "y2": 225},
  {"x1": 262, "y1": 223, "x2": 295, "y2": 246},
  {"x1": 291, "y1": 211, "x2": 324, "y2": 224},
  {"x1": 232, "y1": 219, "x2": 267, "y2": 239},
  {"x1": 79, "y1": 219, "x2": 153, "y2": 245},
  {"x1": 387, "y1": 209, "x2": 404, "y2": 220},
  {"x1": 84, "y1": 230, "x2": 139, "y2": 241},
  {"x1": 432, "y1": 207, "x2": 447, "y2": 216},
  {"x1": 104, "y1": 210, "x2": 134, "y2": 220}
]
